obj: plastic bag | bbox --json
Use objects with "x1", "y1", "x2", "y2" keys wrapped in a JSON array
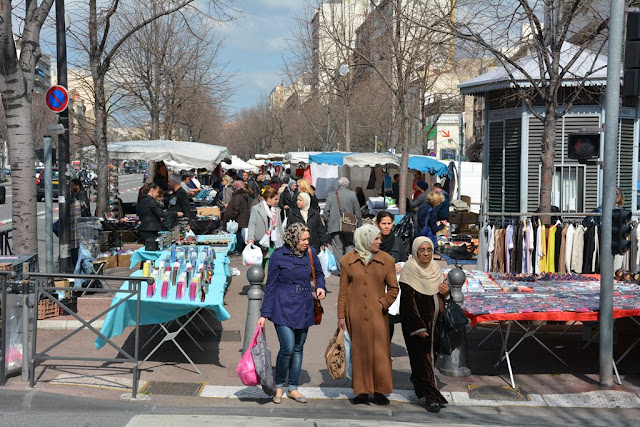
[
  {"x1": 242, "y1": 244, "x2": 264, "y2": 266},
  {"x1": 387, "y1": 285, "x2": 401, "y2": 316},
  {"x1": 236, "y1": 327, "x2": 261, "y2": 386},
  {"x1": 227, "y1": 220, "x2": 239, "y2": 234},
  {"x1": 250, "y1": 326, "x2": 276, "y2": 396},
  {"x1": 318, "y1": 248, "x2": 330, "y2": 278},
  {"x1": 344, "y1": 330, "x2": 352, "y2": 380},
  {"x1": 325, "y1": 328, "x2": 346, "y2": 380},
  {"x1": 326, "y1": 249, "x2": 337, "y2": 272}
]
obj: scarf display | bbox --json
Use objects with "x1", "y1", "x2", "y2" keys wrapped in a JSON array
[
  {"x1": 398, "y1": 237, "x2": 442, "y2": 295},
  {"x1": 354, "y1": 224, "x2": 381, "y2": 264},
  {"x1": 298, "y1": 192, "x2": 311, "y2": 222},
  {"x1": 283, "y1": 222, "x2": 309, "y2": 257}
]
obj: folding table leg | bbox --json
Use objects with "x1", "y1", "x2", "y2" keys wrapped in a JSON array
[
  {"x1": 495, "y1": 321, "x2": 512, "y2": 368},
  {"x1": 175, "y1": 316, "x2": 204, "y2": 351},
  {"x1": 613, "y1": 360, "x2": 622, "y2": 385},
  {"x1": 142, "y1": 323, "x2": 202, "y2": 375},
  {"x1": 477, "y1": 324, "x2": 500, "y2": 348},
  {"x1": 141, "y1": 323, "x2": 166, "y2": 349},
  {"x1": 195, "y1": 311, "x2": 218, "y2": 336},
  {"x1": 505, "y1": 351, "x2": 516, "y2": 389},
  {"x1": 559, "y1": 321, "x2": 577, "y2": 336}
]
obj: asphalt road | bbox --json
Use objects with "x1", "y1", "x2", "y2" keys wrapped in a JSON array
[
  {"x1": 0, "y1": 173, "x2": 144, "y2": 266},
  {"x1": 1, "y1": 388, "x2": 639, "y2": 427}
]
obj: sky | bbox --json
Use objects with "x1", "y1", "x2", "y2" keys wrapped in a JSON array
[{"x1": 219, "y1": 0, "x2": 308, "y2": 116}]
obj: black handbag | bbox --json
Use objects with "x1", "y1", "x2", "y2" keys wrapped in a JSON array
[
  {"x1": 443, "y1": 298, "x2": 468, "y2": 332},
  {"x1": 438, "y1": 319, "x2": 463, "y2": 355}
]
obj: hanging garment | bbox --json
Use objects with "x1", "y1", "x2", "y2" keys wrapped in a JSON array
[
  {"x1": 514, "y1": 222, "x2": 523, "y2": 274},
  {"x1": 633, "y1": 226, "x2": 640, "y2": 273},
  {"x1": 564, "y1": 224, "x2": 575, "y2": 274},
  {"x1": 535, "y1": 222, "x2": 543, "y2": 274},
  {"x1": 539, "y1": 224, "x2": 548, "y2": 273},
  {"x1": 494, "y1": 228, "x2": 506, "y2": 273},
  {"x1": 571, "y1": 225, "x2": 586, "y2": 274},
  {"x1": 554, "y1": 224, "x2": 563, "y2": 272},
  {"x1": 505, "y1": 225, "x2": 513, "y2": 274},
  {"x1": 546, "y1": 225, "x2": 557, "y2": 273},
  {"x1": 487, "y1": 225, "x2": 495, "y2": 272},
  {"x1": 593, "y1": 225, "x2": 600, "y2": 274},
  {"x1": 582, "y1": 223, "x2": 596, "y2": 274},
  {"x1": 558, "y1": 224, "x2": 569, "y2": 274},
  {"x1": 525, "y1": 220, "x2": 534, "y2": 273}
]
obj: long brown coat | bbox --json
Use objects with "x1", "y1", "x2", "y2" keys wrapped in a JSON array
[{"x1": 337, "y1": 250, "x2": 399, "y2": 395}]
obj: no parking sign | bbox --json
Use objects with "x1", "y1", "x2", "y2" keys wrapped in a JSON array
[{"x1": 45, "y1": 85, "x2": 69, "y2": 113}]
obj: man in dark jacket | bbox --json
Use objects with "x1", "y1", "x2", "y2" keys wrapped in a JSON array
[
  {"x1": 167, "y1": 175, "x2": 194, "y2": 220},
  {"x1": 323, "y1": 177, "x2": 362, "y2": 272},
  {"x1": 243, "y1": 171, "x2": 261, "y2": 205},
  {"x1": 279, "y1": 179, "x2": 298, "y2": 217},
  {"x1": 71, "y1": 178, "x2": 91, "y2": 217},
  {"x1": 222, "y1": 180, "x2": 250, "y2": 254}
]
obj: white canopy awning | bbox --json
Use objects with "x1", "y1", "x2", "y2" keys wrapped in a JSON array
[
  {"x1": 78, "y1": 140, "x2": 230, "y2": 170},
  {"x1": 284, "y1": 151, "x2": 322, "y2": 164},
  {"x1": 221, "y1": 155, "x2": 258, "y2": 173}
]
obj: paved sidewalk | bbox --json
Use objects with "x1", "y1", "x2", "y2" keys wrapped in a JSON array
[{"x1": 4, "y1": 256, "x2": 640, "y2": 410}]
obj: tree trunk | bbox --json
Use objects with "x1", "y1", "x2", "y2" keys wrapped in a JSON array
[
  {"x1": 539, "y1": 110, "x2": 557, "y2": 221},
  {"x1": 2, "y1": 74, "x2": 38, "y2": 254},
  {"x1": 93, "y1": 75, "x2": 110, "y2": 216},
  {"x1": 397, "y1": 98, "x2": 411, "y2": 215}
]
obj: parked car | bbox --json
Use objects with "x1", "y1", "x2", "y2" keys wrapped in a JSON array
[{"x1": 36, "y1": 168, "x2": 59, "y2": 201}]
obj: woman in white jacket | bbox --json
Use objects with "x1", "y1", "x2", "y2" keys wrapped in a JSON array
[{"x1": 247, "y1": 186, "x2": 284, "y2": 265}]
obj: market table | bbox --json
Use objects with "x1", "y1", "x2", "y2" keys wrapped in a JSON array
[
  {"x1": 463, "y1": 290, "x2": 640, "y2": 387},
  {"x1": 95, "y1": 246, "x2": 232, "y2": 373},
  {"x1": 129, "y1": 234, "x2": 236, "y2": 268}
]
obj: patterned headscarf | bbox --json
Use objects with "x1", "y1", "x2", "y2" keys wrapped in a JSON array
[
  {"x1": 283, "y1": 222, "x2": 310, "y2": 257},
  {"x1": 354, "y1": 224, "x2": 381, "y2": 264}
]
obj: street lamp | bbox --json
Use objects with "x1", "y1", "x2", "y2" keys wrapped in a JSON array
[{"x1": 339, "y1": 64, "x2": 351, "y2": 152}]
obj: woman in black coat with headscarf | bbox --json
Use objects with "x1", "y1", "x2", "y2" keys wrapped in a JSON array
[
  {"x1": 287, "y1": 192, "x2": 326, "y2": 252},
  {"x1": 376, "y1": 211, "x2": 406, "y2": 343}
]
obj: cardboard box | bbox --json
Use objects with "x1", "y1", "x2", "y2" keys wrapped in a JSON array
[
  {"x1": 97, "y1": 255, "x2": 118, "y2": 270},
  {"x1": 54, "y1": 279, "x2": 72, "y2": 299},
  {"x1": 121, "y1": 243, "x2": 143, "y2": 251},
  {"x1": 197, "y1": 206, "x2": 221, "y2": 217},
  {"x1": 117, "y1": 253, "x2": 132, "y2": 267}
]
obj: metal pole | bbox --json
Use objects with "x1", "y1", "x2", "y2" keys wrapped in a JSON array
[
  {"x1": 56, "y1": 0, "x2": 72, "y2": 273},
  {"x1": 44, "y1": 137, "x2": 54, "y2": 273},
  {"x1": 600, "y1": 0, "x2": 624, "y2": 387},
  {"x1": 458, "y1": 113, "x2": 464, "y2": 200},
  {"x1": 21, "y1": 279, "x2": 30, "y2": 381},
  {"x1": 243, "y1": 266, "x2": 265, "y2": 353}
]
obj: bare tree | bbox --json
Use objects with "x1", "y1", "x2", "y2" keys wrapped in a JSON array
[
  {"x1": 68, "y1": 0, "x2": 235, "y2": 215},
  {"x1": 0, "y1": 0, "x2": 55, "y2": 253},
  {"x1": 437, "y1": 0, "x2": 610, "y2": 213}
]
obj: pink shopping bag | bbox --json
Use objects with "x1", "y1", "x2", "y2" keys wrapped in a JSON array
[{"x1": 236, "y1": 326, "x2": 262, "y2": 386}]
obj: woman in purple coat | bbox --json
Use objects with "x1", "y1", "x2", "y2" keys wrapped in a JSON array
[{"x1": 258, "y1": 223, "x2": 326, "y2": 404}]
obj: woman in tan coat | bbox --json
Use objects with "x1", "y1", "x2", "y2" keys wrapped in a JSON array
[{"x1": 338, "y1": 224, "x2": 399, "y2": 405}]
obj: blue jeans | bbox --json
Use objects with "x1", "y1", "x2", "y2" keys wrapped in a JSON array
[{"x1": 274, "y1": 324, "x2": 308, "y2": 391}]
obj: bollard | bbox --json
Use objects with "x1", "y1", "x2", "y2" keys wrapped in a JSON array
[
  {"x1": 242, "y1": 265, "x2": 265, "y2": 353},
  {"x1": 437, "y1": 268, "x2": 471, "y2": 377}
]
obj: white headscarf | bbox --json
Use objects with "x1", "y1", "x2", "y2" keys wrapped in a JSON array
[
  {"x1": 298, "y1": 192, "x2": 311, "y2": 222},
  {"x1": 354, "y1": 224, "x2": 380, "y2": 264},
  {"x1": 398, "y1": 236, "x2": 442, "y2": 295}
]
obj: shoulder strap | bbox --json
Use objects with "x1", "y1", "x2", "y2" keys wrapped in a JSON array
[
  {"x1": 308, "y1": 248, "x2": 316, "y2": 288},
  {"x1": 335, "y1": 191, "x2": 342, "y2": 213}
]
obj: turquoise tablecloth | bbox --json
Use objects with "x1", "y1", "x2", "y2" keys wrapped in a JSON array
[
  {"x1": 95, "y1": 251, "x2": 231, "y2": 349},
  {"x1": 129, "y1": 234, "x2": 236, "y2": 268}
]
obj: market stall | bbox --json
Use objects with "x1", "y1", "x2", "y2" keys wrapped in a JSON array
[
  {"x1": 221, "y1": 155, "x2": 258, "y2": 173},
  {"x1": 95, "y1": 233, "x2": 236, "y2": 374},
  {"x1": 454, "y1": 269, "x2": 640, "y2": 386}
]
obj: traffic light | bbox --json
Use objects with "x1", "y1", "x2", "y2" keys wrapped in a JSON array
[
  {"x1": 624, "y1": 12, "x2": 640, "y2": 97},
  {"x1": 568, "y1": 133, "x2": 600, "y2": 162},
  {"x1": 612, "y1": 208, "x2": 632, "y2": 255}
]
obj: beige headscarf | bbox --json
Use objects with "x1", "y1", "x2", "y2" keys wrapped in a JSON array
[
  {"x1": 354, "y1": 224, "x2": 380, "y2": 264},
  {"x1": 398, "y1": 236, "x2": 442, "y2": 295},
  {"x1": 298, "y1": 192, "x2": 311, "y2": 222}
]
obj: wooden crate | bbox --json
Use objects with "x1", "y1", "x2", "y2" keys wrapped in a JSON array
[
  {"x1": 37, "y1": 299, "x2": 59, "y2": 320},
  {"x1": 197, "y1": 206, "x2": 220, "y2": 217}
]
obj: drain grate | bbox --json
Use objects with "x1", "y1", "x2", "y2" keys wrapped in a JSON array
[
  {"x1": 467, "y1": 385, "x2": 530, "y2": 401},
  {"x1": 141, "y1": 381, "x2": 204, "y2": 396}
]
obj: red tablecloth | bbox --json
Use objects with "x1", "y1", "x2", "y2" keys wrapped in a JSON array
[{"x1": 466, "y1": 309, "x2": 640, "y2": 327}]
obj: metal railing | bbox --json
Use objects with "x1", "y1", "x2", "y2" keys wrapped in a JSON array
[
  {"x1": 26, "y1": 272, "x2": 153, "y2": 398},
  {"x1": 0, "y1": 270, "x2": 18, "y2": 386},
  {"x1": 0, "y1": 229, "x2": 12, "y2": 255}
]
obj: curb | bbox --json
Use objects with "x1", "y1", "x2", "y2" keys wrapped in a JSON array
[{"x1": 37, "y1": 319, "x2": 105, "y2": 330}]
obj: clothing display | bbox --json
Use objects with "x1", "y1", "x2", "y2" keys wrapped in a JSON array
[{"x1": 479, "y1": 218, "x2": 640, "y2": 275}]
